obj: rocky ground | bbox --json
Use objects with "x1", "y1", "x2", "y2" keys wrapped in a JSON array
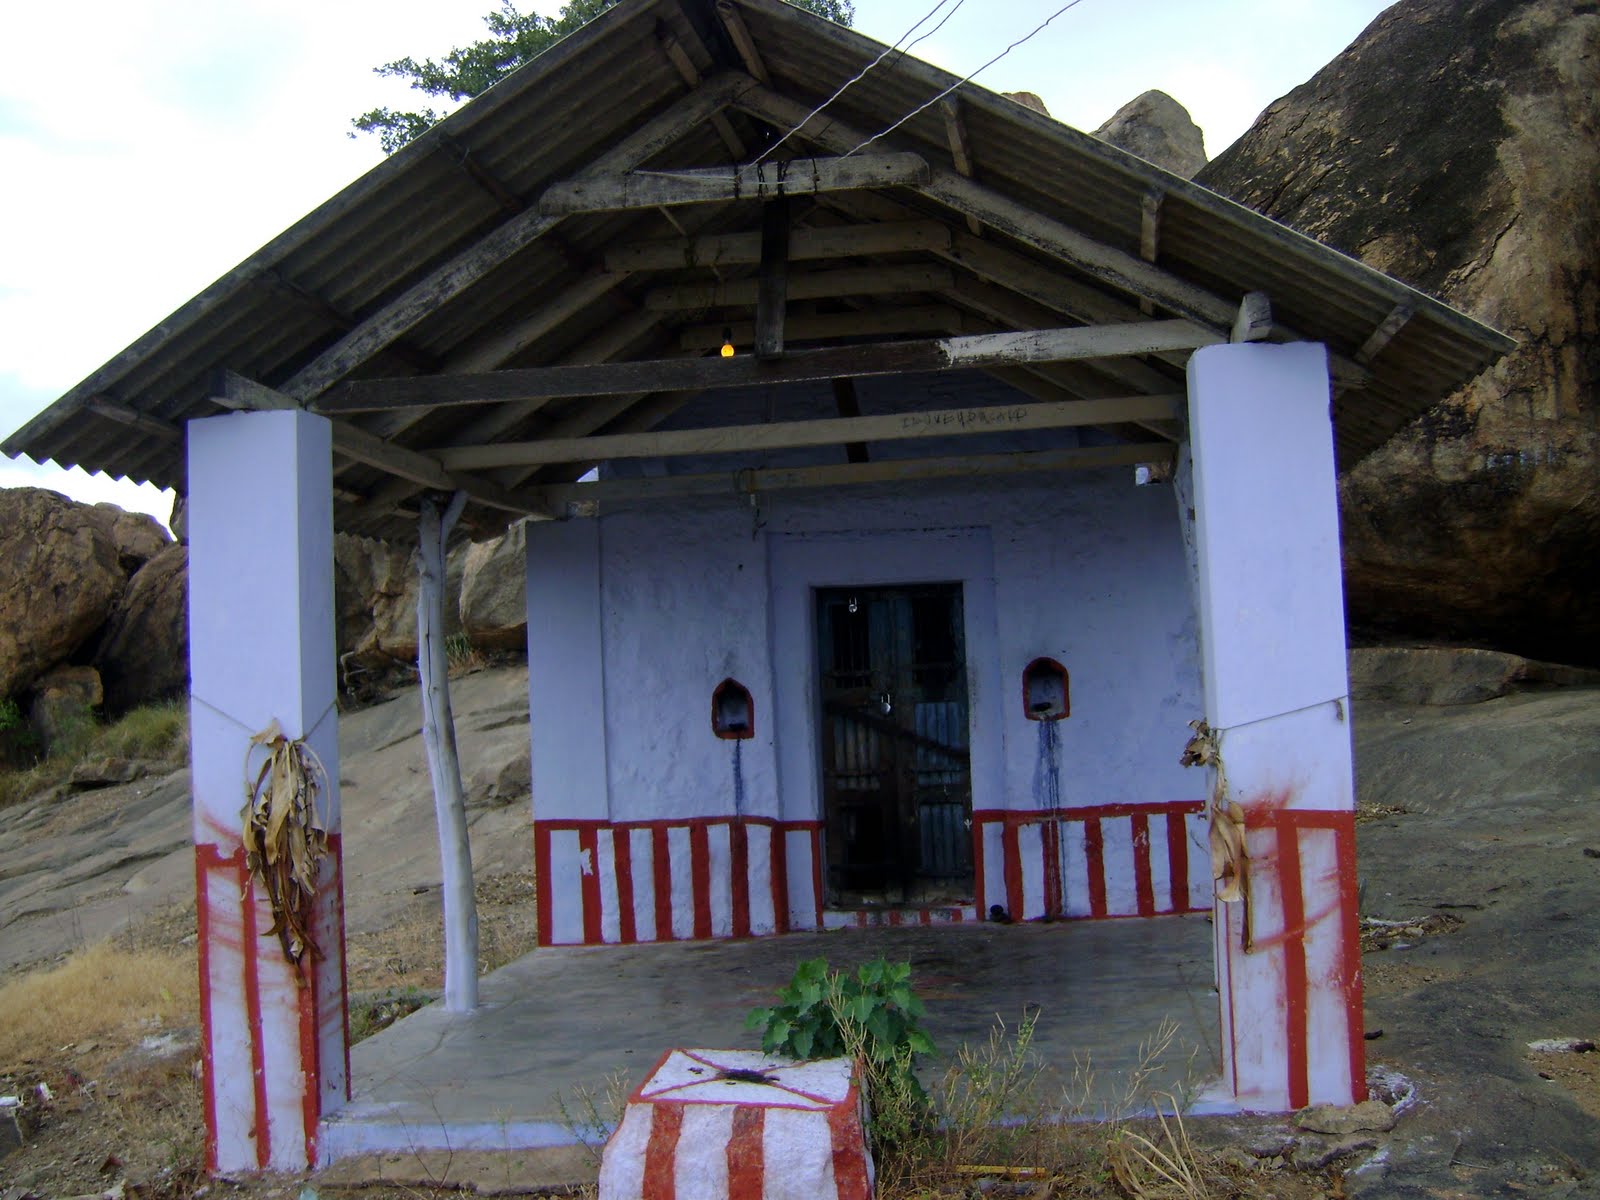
[{"x1": 1, "y1": 654, "x2": 1597, "y2": 1199}]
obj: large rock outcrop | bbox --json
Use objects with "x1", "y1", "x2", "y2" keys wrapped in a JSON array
[
  {"x1": 1093, "y1": 90, "x2": 1207, "y2": 179},
  {"x1": 460, "y1": 522, "x2": 527, "y2": 651},
  {"x1": 0, "y1": 488, "x2": 125, "y2": 698},
  {"x1": 1198, "y1": 0, "x2": 1600, "y2": 666},
  {"x1": 95, "y1": 545, "x2": 188, "y2": 712}
]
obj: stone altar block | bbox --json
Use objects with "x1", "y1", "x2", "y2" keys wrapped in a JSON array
[{"x1": 598, "y1": 1048, "x2": 873, "y2": 1200}]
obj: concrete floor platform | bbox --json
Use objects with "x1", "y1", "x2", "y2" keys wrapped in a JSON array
[{"x1": 321, "y1": 915, "x2": 1221, "y2": 1163}]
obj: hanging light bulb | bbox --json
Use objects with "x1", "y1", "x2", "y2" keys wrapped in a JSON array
[{"x1": 720, "y1": 326, "x2": 736, "y2": 358}]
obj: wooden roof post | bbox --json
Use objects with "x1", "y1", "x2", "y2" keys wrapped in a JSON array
[{"x1": 417, "y1": 490, "x2": 480, "y2": 1013}]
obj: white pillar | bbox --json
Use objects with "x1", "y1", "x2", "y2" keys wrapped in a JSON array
[
  {"x1": 189, "y1": 409, "x2": 348, "y2": 1172},
  {"x1": 1185, "y1": 343, "x2": 1365, "y2": 1111}
]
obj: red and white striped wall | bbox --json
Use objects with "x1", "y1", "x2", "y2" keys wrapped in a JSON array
[
  {"x1": 973, "y1": 802, "x2": 1211, "y2": 923},
  {"x1": 535, "y1": 818, "x2": 826, "y2": 946},
  {"x1": 1218, "y1": 803, "x2": 1365, "y2": 1110}
]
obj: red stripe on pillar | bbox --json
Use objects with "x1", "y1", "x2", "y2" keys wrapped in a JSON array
[
  {"x1": 730, "y1": 822, "x2": 751, "y2": 939},
  {"x1": 690, "y1": 825, "x2": 713, "y2": 940},
  {"x1": 770, "y1": 826, "x2": 790, "y2": 935},
  {"x1": 239, "y1": 863, "x2": 271, "y2": 1169},
  {"x1": 1002, "y1": 820, "x2": 1023, "y2": 921},
  {"x1": 652, "y1": 827, "x2": 673, "y2": 941},
  {"x1": 195, "y1": 850, "x2": 220, "y2": 1174},
  {"x1": 727, "y1": 1105, "x2": 765, "y2": 1200},
  {"x1": 615, "y1": 830, "x2": 637, "y2": 945},
  {"x1": 828, "y1": 1100, "x2": 873, "y2": 1200},
  {"x1": 810, "y1": 827, "x2": 825, "y2": 926},
  {"x1": 972, "y1": 818, "x2": 988, "y2": 914},
  {"x1": 1041, "y1": 818, "x2": 1063, "y2": 919},
  {"x1": 644, "y1": 1103, "x2": 684, "y2": 1200},
  {"x1": 1278, "y1": 819, "x2": 1310, "y2": 1110},
  {"x1": 1166, "y1": 811, "x2": 1190, "y2": 913},
  {"x1": 1132, "y1": 814, "x2": 1155, "y2": 917},
  {"x1": 578, "y1": 825, "x2": 603, "y2": 945},
  {"x1": 1334, "y1": 817, "x2": 1367, "y2": 1101},
  {"x1": 1084, "y1": 818, "x2": 1108, "y2": 919},
  {"x1": 534, "y1": 824, "x2": 554, "y2": 947},
  {"x1": 296, "y1": 959, "x2": 321, "y2": 1162}
]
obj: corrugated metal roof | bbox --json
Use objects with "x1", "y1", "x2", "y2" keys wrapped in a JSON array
[{"x1": 3, "y1": 0, "x2": 1513, "y2": 543}]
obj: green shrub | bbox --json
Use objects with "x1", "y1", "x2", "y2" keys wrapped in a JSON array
[{"x1": 747, "y1": 957, "x2": 934, "y2": 1157}]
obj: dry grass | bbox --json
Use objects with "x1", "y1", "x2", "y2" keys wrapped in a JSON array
[
  {"x1": 0, "y1": 700, "x2": 188, "y2": 810},
  {"x1": 0, "y1": 941, "x2": 197, "y2": 1070}
]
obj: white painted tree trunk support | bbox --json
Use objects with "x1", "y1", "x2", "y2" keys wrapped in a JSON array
[
  {"x1": 187, "y1": 409, "x2": 348, "y2": 1173},
  {"x1": 417, "y1": 491, "x2": 480, "y2": 1012},
  {"x1": 1182, "y1": 342, "x2": 1366, "y2": 1112}
]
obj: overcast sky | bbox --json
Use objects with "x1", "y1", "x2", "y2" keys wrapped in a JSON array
[{"x1": 0, "y1": 0, "x2": 1394, "y2": 525}]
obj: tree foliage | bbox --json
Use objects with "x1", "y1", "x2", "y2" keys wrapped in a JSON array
[{"x1": 352, "y1": 0, "x2": 855, "y2": 154}]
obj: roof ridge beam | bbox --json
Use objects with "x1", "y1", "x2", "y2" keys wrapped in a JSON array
[
  {"x1": 606, "y1": 218, "x2": 950, "y2": 272},
  {"x1": 278, "y1": 72, "x2": 750, "y2": 405}
]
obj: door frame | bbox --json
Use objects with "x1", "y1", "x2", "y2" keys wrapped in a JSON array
[{"x1": 768, "y1": 528, "x2": 1006, "y2": 891}]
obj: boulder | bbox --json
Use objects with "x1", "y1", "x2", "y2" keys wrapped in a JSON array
[
  {"x1": 334, "y1": 535, "x2": 468, "y2": 671},
  {"x1": 0, "y1": 488, "x2": 125, "y2": 699},
  {"x1": 28, "y1": 665, "x2": 103, "y2": 756},
  {"x1": 1093, "y1": 90, "x2": 1207, "y2": 178},
  {"x1": 1295, "y1": 1099, "x2": 1399, "y2": 1136},
  {"x1": 1349, "y1": 646, "x2": 1600, "y2": 707},
  {"x1": 460, "y1": 523, "x2": 526, "y2": 651},
  {"x1": 1198, "y1": 0, "x2": 1600, "y2": 667},
  {"x1": 94, "y1": 545, "x2": 188, "y2": 713},
  {"x1": 1002, "y1": 90, "x2": 1050, "y2": 117},
  {"x1": 90, "y1": 502, "x2": 171, "y2": 574}
]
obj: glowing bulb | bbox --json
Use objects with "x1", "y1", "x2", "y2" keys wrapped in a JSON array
[{"x1": 720, "y1": 326, "x2": 735, "y2": 358}]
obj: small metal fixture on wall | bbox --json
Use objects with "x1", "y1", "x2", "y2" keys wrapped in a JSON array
[
  {"x1": 1022, "y1": 657, "x2": 1070, "y2": 721},
  {"x1": 712, "y1": 677, "x2": 755, "y2": 739}
]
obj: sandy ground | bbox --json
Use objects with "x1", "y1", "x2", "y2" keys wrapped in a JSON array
[{"x1": 1, "y1": 665, "x2": 1597, "y2": 1198}]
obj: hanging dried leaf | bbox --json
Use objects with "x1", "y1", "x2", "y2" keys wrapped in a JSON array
[{"x1": 242, "y1": 719, "x2": 331, "y2": 967}]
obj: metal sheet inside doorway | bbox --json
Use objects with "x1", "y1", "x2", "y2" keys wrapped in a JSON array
[{"x1": 816, "y1": 583, "x2": 972, "y2": 906}]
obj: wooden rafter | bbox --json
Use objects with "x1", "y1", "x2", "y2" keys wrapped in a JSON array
[
  {"x1": 1356, "y1": 303, "x2": 1414, "y2": 364},
  {"x1": 678, "y1": 304, "x2": 963, "y2": 350},
  {"x1": 213, "y1": 373, "x2": 541, "y2": 516},
  {"x1": 316, "y1": 322, "x2": 1222, "y2": 414},
  {"x1": 277, "y1": 73, "x2": 747, "y2": 404},
  {"x1": 939, "y1": 98, "x2": 984, "y2": 238},
  {"x1": 431, "y1": 393, "x2": 1184, "y2": 470},
  {"x1": 656, "y1": 27, "x2": 745, "y2": 159},
  {"x1": 605, "y1": 219, "x2": 950, "y2": 272},
  {"x1": 1231, "y1": 292, "x2": 1274, "y2": 343},
  {"x1": 529, "y1": 442, "x2": 1175, "y2": 511},
  {"x1": 715, "y1": 0, "x2": 769, "y2": 83},
  {"x1": 539, "y1": 153, "x2": 930, "y2": 216},
  {"x1": 644, "y1": 263, "x2": 951, "y2": 311}
]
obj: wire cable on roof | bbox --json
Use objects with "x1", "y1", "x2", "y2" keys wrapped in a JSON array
[
  {"x1": 844, "y1": 0, "x2": 1092, "y2": 157},
  {"x1": 749, "y1": 0, "x2": 967, "y2": 168}
]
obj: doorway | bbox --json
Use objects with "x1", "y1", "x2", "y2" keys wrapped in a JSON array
[{"x1": 816, "y1": 584, "x2": 973, "y2": 906}]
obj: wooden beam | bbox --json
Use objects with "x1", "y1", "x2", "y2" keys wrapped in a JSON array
[
  {"x1": 940, "y1": 98, "x2": 985, "y2": 238},
  {"x1": 715, "y1": 0, "x2": 769, "y2": 83},
  {"x1": 85, "y1": 396, "x2": 183, "y2": 442},
  {"x1": 755, "y1": 197, "x2": 790, "y2": 359},
  {"x1": 531, "y1": 442, "x2": 1175, "y2": 510},
  {"x1": 679, "y1": 304, "x2": 962, "y2": 350},
  {"x1": 278, "y1": 73, "x2": 746, "y2": 404},
  {"x1": 214, "y1": 372, "x2": 544, "y2": 516},
  {"x1": 734, "y1": 83, "x2": 1237, "y2": 329},
  {"x1": 656, "y1": 26, "x2": 745, "y2": 159},
  {"x1": 644, "y1": 263, "x2": 952, "y2": 311},
  {"x1": 436, "y1": 130, "x2": 523, "y2": 215},
  {"x1": 605, "y1": 219, "x2": 950, "y2": 272},
  {"x1": 317, "y1": 322, "x2": 1220, "y2": 414},
  {"x1": 1138, "y1": 189, "x2": 1164, "y2": 315},
  {"x1": 1231, "y1": 291, "x2": 1274, "y2": 343},
  {"x1": 432, "y1": 393, "x2": 1183, "y2": 469},
  {"x1": 1356, "y1": 303, "x2": 1414, "y2": 364},
  {"x1": 539, "y1": 153, "x2": 930, "y2": 216},
  {"x1": 832, "y1": 378, "x2": 869, "y2": 463}
]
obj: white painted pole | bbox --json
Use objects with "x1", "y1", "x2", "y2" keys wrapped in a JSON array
[{"x1": 417, "y1": 491, "x2": 479, "y2": 1011}]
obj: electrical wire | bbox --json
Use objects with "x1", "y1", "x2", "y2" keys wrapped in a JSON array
[
  {"x1": 845, "y1": 0, "x2": 1092, "y2": 157},
  {"x1": 750, "y1": 0, "x2": 966, "y2": 167}
]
